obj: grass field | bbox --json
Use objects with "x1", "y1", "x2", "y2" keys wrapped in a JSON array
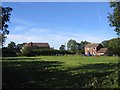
[{"x1": 2, "y1": 56, "x2": 120, "y2": 88}]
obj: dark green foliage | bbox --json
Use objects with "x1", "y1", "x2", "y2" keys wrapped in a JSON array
[
  {"x1": 2, "y1": 41, "x2": 25, "y2": 57},
  {"x1": 108, "y1": 38, "x2": 120, "y2": 56},
  {"x1": 80, "y1": 41, "x2": 91, "y2": 49},
  {"x1": 59, "y1": 45, "x2": 65, "y2": 50},
  {"x1": 67, "y1": 39, "x2": 84, "y2": 51},
  {"x1": 101, "y1": 38, "x2": 120, "y2": 56},
  {"x1": 0, "y1": 6, "x2": 12, "y2": 46},
  {"x1": 2, "y1": 47, "x2": 17, "y2": 57},
  {"x1": 22, "y1": 47, "x2": 76, "y2": 56},
  {"x1": 67, "y1": 39, "x2": 77, "y2": 51},
  {"x1": 8, "y1": 41, "x2": 16, "y2": 50},
  {"x1": 108, "y1": 1, "x2": 120, "y2": 36},
  {"x1": 16, "y1": 44, "x2": 24, "y2": 53},
  {"x1": 101, "y1": 40, "x2": 109, "y2": 48},
  {"x1": 22, "y1": 46, "x2": 33, "y2": 56}
]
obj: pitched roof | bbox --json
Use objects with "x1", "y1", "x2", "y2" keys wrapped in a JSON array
[
  {"x1": 85, "y1": 43, "x2": 100, "y2": 48},
  {"x1": 97, "y1": 48, "x2": 108, "y2": 53},
  {"x1": 24, "y1": 42, "x2": 50, "y2": 47}
]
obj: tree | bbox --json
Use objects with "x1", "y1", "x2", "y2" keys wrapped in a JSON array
[
  {"x1": 108, "y1": 38, "x2": 120, "y2": 56},
  {"x1": 80, "y1": 41, "x2": 91, "y2": 50},
  {"x1": 22, "y1": 46, "x2": 33, "y2": 56},
  {"x1": 59, "y1": 45, "x2": 65, "y2": 50},
  {"x1": 76, "y1": 43, "x2": 81, "y2": 50},
  {"x1": 7, "y1": 41, "x2": 16, "y2": 50},
  {"x1": 101, "y1": 40, "x2": 109, "y2": 48},
  {"x1": 101, "y1": 38, "x2": 120, "y2": 56},
  {"x1": 0, "y1": 6, "x2": 13, "y2": 47},
  {"x1": 67, "y1": 39, "x2": 77, "y2": 51},
  {"x1": 108, "y1": 1, "x2": 120, "y2": 36},
  {"x1": 2, "y1": 41, "x2": 17, "y2": 57},
  {"x1": 16, "y1": 44, "x2": 23, "y2": 53}
]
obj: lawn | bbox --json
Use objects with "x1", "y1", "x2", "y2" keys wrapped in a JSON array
[{"x1": 2, "y1": 56, "x2": 120, "y2": 88}]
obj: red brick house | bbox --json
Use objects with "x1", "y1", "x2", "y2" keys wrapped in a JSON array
[
  {"x1": 85, "y1": 43, "x2": 110, "y2": 56},
  {"x1": 24, "y1": 42, "x2": 50, "y2": 49}
]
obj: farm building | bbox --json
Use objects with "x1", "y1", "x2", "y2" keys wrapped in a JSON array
[
  {"x1": 85, "y1": 43, "x2": 110, "y2": 56},
  {"x1": 97, "y1": 48, "x2": 110, "y2": 56},
  {"x1": 23, "y1": 42, "x2": 50, "y2": 49}
]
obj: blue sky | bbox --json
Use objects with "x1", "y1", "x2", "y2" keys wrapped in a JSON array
[{"x1": 3, "y1": 2, "x2": 117, "y2": 49}]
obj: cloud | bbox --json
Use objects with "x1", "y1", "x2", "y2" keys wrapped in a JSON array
[
  {"x1": 55, "y1": 31, "x2": 104, "y2": 43},
  {"x1": 12, "y1": 26, "x2": 27, "y2": 32},
  {"x1": 11, "y1": 18, "x2": 35, "y2": 27},
  {"x1": 6, "y1": 30, "x2": 105, "y2": 49},
  {"x1": 6, "y1": 34, "x2": 38, "y2": 44},
  {"x1": 24, "y1": 27, "x2": 49, "y2": 34},
  {"x1": 7, "y1": 18, "x2": 106, "y2": 49}
]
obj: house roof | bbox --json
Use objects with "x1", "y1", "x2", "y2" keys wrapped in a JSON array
[
  {"x1": 85, "y1": 44, "x2": 100, "y2": 48},
  {"x1": 24, "y1": 42, "x2": 50, "y2": 47},
  {"x1": 97, "y1": 48, "x2": 108, "y2": 53}
]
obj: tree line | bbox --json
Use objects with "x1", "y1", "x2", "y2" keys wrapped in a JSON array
[
  {"x1": 2, "y1": 40, "x2": 88, "y2": 57},
  {"x1": 2, "y1": 37, "x2": 120, "y2": 57}
]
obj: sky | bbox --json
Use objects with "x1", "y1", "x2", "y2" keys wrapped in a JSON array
[{"x1": 2, "y1": 2, "x2": 117, "y2": 49}]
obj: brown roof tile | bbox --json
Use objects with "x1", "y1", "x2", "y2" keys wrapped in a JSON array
[
  {"x1": 85, "y1": 43, "x2": 100, "y2": 48},
  {"x1": 97, "y1": 48, "x2": 108, "y2": 53},
  {"x1": 24, "y1": 42, "x2": 50, "y2": 48}
]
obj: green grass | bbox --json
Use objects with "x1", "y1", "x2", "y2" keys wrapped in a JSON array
[{"x1": 2, "y1": 56, "x2": 120, "y2": 88}]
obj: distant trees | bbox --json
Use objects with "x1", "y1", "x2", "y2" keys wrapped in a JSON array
[
  {"x1": 101, "y1": 38, "x2": 120, "y2": 56},
  {"x1": 2, "y1": 41, "x2": 17, "y2": 57},
  {"x1": 67, "y1": 39, "x2": 90, "y2": 51},
  {"x1": 67, "y1": 39, "x2": 77, "y2": 51},
  {"x1": 80, "y1": 41, "x2": 91, "y2": 50},
  {"x1": 8, "y1": 41, "x2": 16, "y2": 50},
  {"x1": 59, "y1": 45, "x2": 65, "y2": 50},
  {"x1": 0, "y1": 6, "x2": 13, "y2": 47},
  {"x1": 22, "y1": 47, "x2": 75, "y2": 56},
  {"x1": 22, "y1": 46, "x2": 33, "y2": 56},
  {"x1": 2, "y1": 41, "x2": 24, "y2": 57},
  {"x1": 3, "y1": 38, "x2": 120, "y2": 57},
  {"x1": 101, "y1": 40, "x2": 109, "y2": 48},
  {"x1": 16, "y1": 44, "x2": 24, "y2": 53},
  {"x1": 108, "y1": 1, "x2": 120, "y2": 36},
  {"x1": 66, "y1": 39, "x2": 92, "y2": 55}
]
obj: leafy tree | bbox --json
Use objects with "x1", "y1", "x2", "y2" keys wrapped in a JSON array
[
  {"x1": 108, "y1": 38, "x2": 120, "y2": 56},
  {"x1": 101, "y1": 38, "x2": 120, "y2": 56},
  {"x1": 67, "y1": 39, "x2": 77, "y2": 51},
  {"x1": 0, "y1": 6, "x2": 13, "y2": 47},
  {"x1": 59, "y1": 45, "x2": 65, "y2": 50},
  {"x1": 22, "y1": 46, "x2": 33, "y2": 56},
  {"x1": 15, "y1": 43, "x2": 24, "y2": 53},
  {"x1": 76, "y1": 43, "x2": 81, "y2": 50},
  {"x1": 108, "y1": 1, "x2": 120, "y2": 36},
  {"x1": 2, "y1": 47, "x2": 16, "y2": 57},
  {"x1": 7, "y1": 41, "x2": 16, "y2": 50},
  {"x1": 101, "y1": 40, "x2": 109, "y2": 48},
  {"x1": 80, "y1": 41, "x2": 91, "y2": 50}
]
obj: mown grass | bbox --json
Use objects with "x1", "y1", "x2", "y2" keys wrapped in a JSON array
[{"x1": 2, "y1": 56, "x2": 120, "y2": 89}]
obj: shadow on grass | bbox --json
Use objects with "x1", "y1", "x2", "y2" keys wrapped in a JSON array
[
  {"x1": 2, "y1": 58, "x2": 119, "y2": 88},
  {"x1": 2, "y1": 57, "x2": 40, "y2": 60}
]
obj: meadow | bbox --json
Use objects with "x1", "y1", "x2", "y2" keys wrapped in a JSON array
[{"x1": 2, "y1": 56, "x2": 120, "y2": 88}]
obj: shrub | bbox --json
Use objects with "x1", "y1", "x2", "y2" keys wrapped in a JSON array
[
  {"x1": 22, "y1": 47, "x2": 76, "y2": 56},
  {"x1": 2, "y1": 48, "x2": 17, "y2": 57}
]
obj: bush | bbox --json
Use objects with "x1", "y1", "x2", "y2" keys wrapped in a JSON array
[
  {"x1": 22, "y1": 47, "x2": 76, "y2": 56},
  {"x1": 22, "y1": 46, "x2": 34, "y2": 56},
  {"x1": 2, "y1": 48, "x2": 17, "y2": 57}
]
